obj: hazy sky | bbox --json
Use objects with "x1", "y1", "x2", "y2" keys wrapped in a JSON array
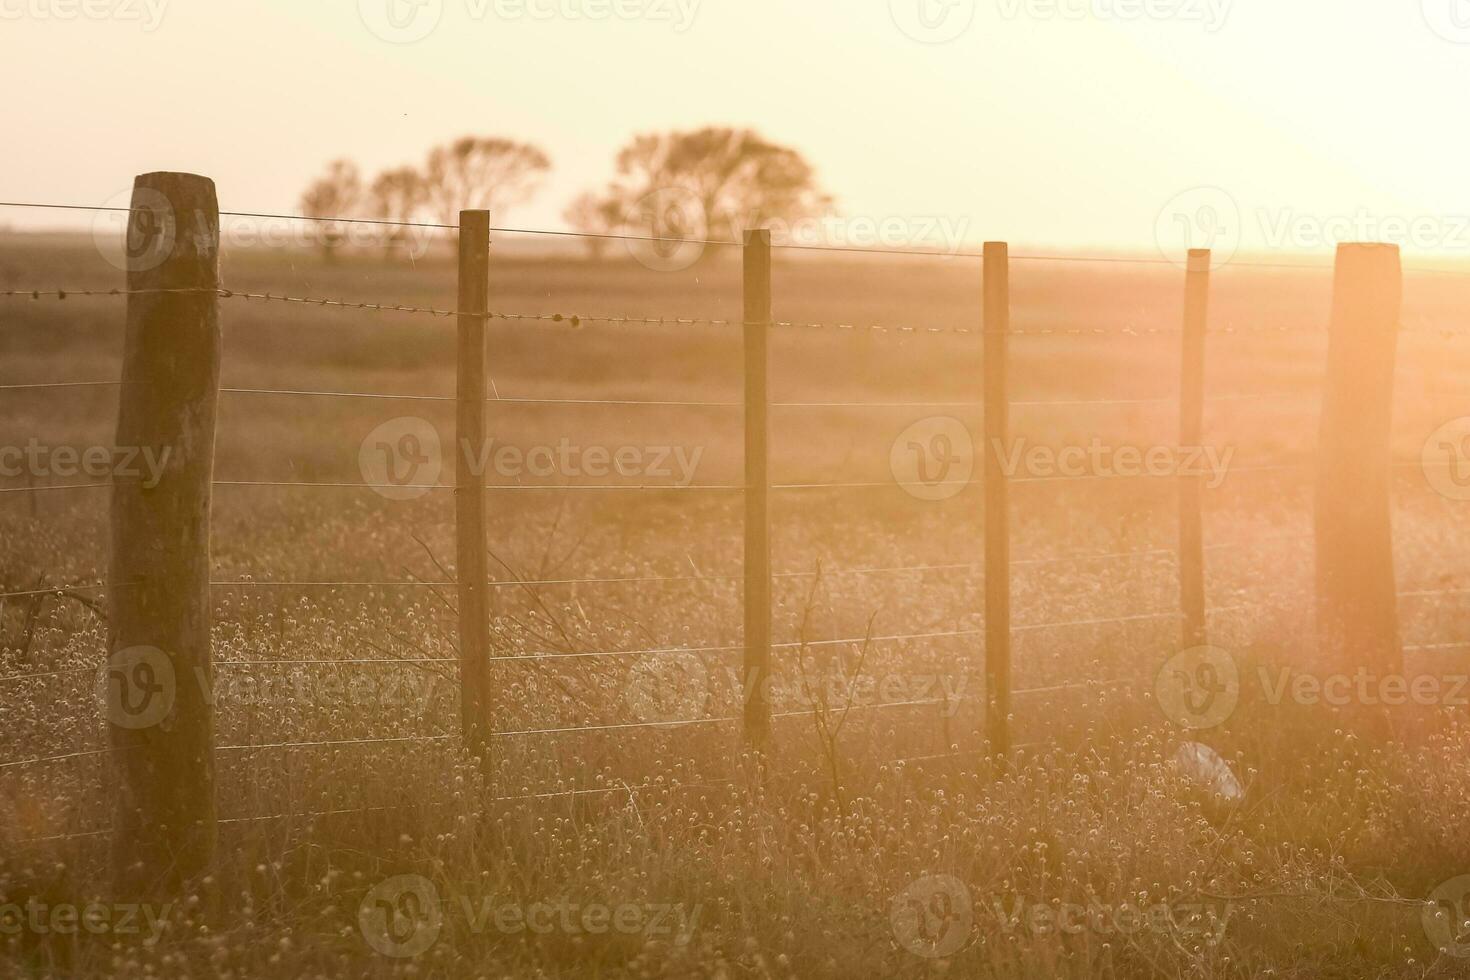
[{"x1": 5, "y1": 0, "x2": 1470, "y2": 258}]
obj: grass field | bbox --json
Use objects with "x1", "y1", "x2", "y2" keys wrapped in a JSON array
[{"x1": 4, "y1": 232, "x2": 1470, "y2": 977}]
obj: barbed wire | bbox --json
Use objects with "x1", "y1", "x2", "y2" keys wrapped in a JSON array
[{"x1": 10, "y1": 284, "x2": 1464, "y2": 337}]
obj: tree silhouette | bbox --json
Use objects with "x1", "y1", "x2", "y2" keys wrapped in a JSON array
[
  {"x1": 421, "y1": 136, "x2": 551, "y2": 224},
  {"x1": 369, "y1": 166, "x2": 427, "y2": 257},
  {"x1": 562, "y1": 191, "x2": 618, "y2": 260},
  {"x1": 579, "y1": 127, "x2": 832, "y2": 258},
  {"x1": 299, "y1": 159, "x2": 363, "y2": 260}
]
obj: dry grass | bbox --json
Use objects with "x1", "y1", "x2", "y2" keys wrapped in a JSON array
[{"x1": 3, "y1": 235, "x2": 1470, "y2": 977}]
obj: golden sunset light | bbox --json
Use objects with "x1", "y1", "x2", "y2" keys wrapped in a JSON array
[{"x1": 5, "y1": 3, "x2": 1470, "y2": 978}]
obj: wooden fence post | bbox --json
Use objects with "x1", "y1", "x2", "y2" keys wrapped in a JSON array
[
  {"x1": 983, "y1": 242, "x2": 1011, "y2": 759},
  {"x1": 1316, "y1": 243, "x2": 1403, "y2": 692},
  {"x1": 1178, "y1": 249, "x2": 1211, "y2": 649},
  {"x1": 743, "y1": 229, "x2": 773, "y2": 753},
  {"x1": 457, "y1": 210, "x2": 493, "y2": 762},
  {"x1": 109, "y1": 172, "x2": 220, "y2": 896}
]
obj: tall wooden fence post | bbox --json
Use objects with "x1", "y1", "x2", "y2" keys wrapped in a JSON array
[
  {"x1": 1178, "y1": 249, "x2": 1211, "y2": 649},
  {"x1": 743, "y1": 229, "x2": 773, "y2": 754},
  {"x1": 983, "y1": 242, "x2": 1011, "y2": 759},
  {"x1": 109, "y1": 172, "x2": 220, "y2": 896},
  {"x1": 1316, "y1": 243, "x2": 1403, "y2": 698},
  {"x1": 457, "y1": 210, "x2": 493, "y2": 763}
]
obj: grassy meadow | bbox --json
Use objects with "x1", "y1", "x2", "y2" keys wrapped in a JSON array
[{"x1": 4, "y1": 230, "x2": 1470, "y2": 977}]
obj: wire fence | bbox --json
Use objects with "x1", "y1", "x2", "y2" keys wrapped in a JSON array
[{"x1": 3, "y1": 193, "x2": 1467, "y2": 851}]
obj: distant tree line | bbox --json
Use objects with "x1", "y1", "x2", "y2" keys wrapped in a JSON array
[{"x1": 299, "y1": 127, "x2": 831, "y2": 260}]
